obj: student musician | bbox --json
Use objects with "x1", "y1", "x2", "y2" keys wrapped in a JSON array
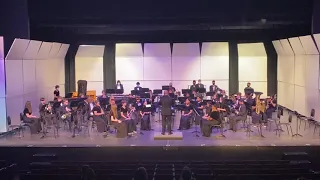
[
  {"x1": 53, "y1": 85, "x2": 60, "y2": 100},
  {"x1": 115, "y1": 80, "x2": 124, "y2": 91},
  {"x1": 178, "y1": 98, "x2": 193, "y2": 130},
  {"x1": 244, "y1": 82, "x2": 254, "y2": 96},
  {"x1": 120, "y1": 101, "x2": 137, "y2": 136},
  {"x1": 92, "y1": 100, "x2": 108, "y2": 137},
  {"x1": 39, "y1": 98, "x2": 46, "y2": 112},
  {"x1": 209, "y1": 80, "x2": 219, "y2": 93},
  {"x1": 195, "y1": 79, "x2": 204, "y2": 90},
  {"x1": 61, "y1": 99, "x2": 72, "y2": 131},
  {"x1": 201, "y1": 103, "x2": 222, "y2": 137},
  {"x1": 265, "y1": 97, "x2": 277, "y2": 118},
  {"x1": 100, "y1": 90, "x2": 107, "y2": 98},
  {"x1": 190, "y1": 80, "x2": 197, "y2": 91},
  {"x1": 109, "y1": 99, "x2": 127, "y2": 138},
  {"x1": 228, "y1": 99, "x2": 247, "y2": 132},
  {"x1": 195, "y1": 96, "x2": 205, "y2": 128},
  {"x1": 168, "y1": 82, "x2": 176, "y2": 94},
  {"x1": 140, "y1": 101, "x2": 151, "y2": 130},
  {"x1": 23, "y1": 101, "x2": 41, "y2": 134},
  {"x1": 134, "y1": 82, "x2": 142, "y2": 91},
  {"x1": 41, "y1": 104, "x2": 58, "y2": 138}
]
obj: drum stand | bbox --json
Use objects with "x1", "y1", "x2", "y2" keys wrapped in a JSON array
[{"x1": 292, "y1": 115, "x2": 303, "y2": 137}]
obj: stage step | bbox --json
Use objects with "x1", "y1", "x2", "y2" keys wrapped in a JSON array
[{"x1": 153, "y1": 132, "x2": 183, "y2": 140}]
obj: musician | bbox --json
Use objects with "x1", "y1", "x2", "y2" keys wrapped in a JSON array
[
  {"x1": 61, "y1": 99, "x2": 72, "y2": 131},
  {"x1": 168, "y1": 82, "x2": 176, "y2": 94},
  {"x1": 265, "y1": 97, "x2": 277, "y2": 118},
  {"x1": 41, "y1": 103, "x2": 57, "y2": 138},
  {"x1": 134, "y1": 82, "x2": 142, "y2": 91},
  {"x1": 100, "y1": 90, "x2": 107, "y2": 98},
  {"x1": 109, "y1": 99, "x2": 127, "y2": 138},
  {"x1": 178, "y1": 98, "x2": 193, "y2": 130},
  {"x1": 23, "y1": 101, "x2": 41, "y2": 134},
  {"x1": 38, "y1": 98, "x2": 46, "y2": 112},
  {"x1": 120, "y1": 101, "x2": 137, "y2": 136},
  {"x1": 134, "y1": 96, "x2": 143, "y2": 112},
  {"x1": 228, "y1": 99, "x2": 247, "y2": 132},
  {"x1": 195, "y1": 96, "x2": 204, "y2": 116},
  {"x1": 53, "y1": 85, "x2": 60, "y2": 100},
  {"x1": 159, "y1": 90, "x2": 173, "y2": 135},
  {"x1": 79, "y1": 93, "x2": 85, "y2": 98},
  {"x1": 92, "y1": 101, "x2": 108, "y2": 137},
  {"x1": 140, "y1": 101, "x2": 151, "y2": 130},
  {"x1": 190, "y1": 80, "x2": 197, "y2": 91},
  {"x1": 195, "y1": 79, "x2": 204, "y2": 90},
  {"x1": 201, "y1": 103, "x2": 221, "y2": 137},
  {"x1": 115, "y1": 80, "x2": 124, "y2": 91},
  {"x1": 244, "y1": 82, "x2": 254, "y2": 96},
  {"x1": 209, "y1": 80, "x2": 219, "y2": 93}
]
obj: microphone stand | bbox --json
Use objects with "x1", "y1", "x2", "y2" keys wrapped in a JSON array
[
  {"x1": 292, "y1": 112, "x2": 303, "y2": 137},
  {"x1": 191, "y1": 106, "x2": 200, "y2": 137}
]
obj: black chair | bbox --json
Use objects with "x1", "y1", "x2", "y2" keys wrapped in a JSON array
[
  {"x1": 7, "y1": 116, "x2": 23, "y2": 138},
  {"x1": 275, "y1": 112, "x2": 293, "y2": 137},
  {"x1": 300, "y1": 108, "x2": 316, "y2": 130}
]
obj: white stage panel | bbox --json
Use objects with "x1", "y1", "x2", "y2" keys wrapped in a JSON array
[
  {"x1": 36, "y1": 42, "x2": 52, "y2": 60},
  {"x1": 201, "y1": 56, "x2": 229, "y2": 80},
  {"x1": 143, "y1": 81, "x2": 171, "y2": 92},
  {"x1": 238, "y1": 57, "x2": 267, "y2": 82},
  {"x1": 305, "y1": 88, "x2": 319, "y2": 117},
  {"x1": 172, "y1": 43, "x2": 200, "y2": 57},
  {"x1": 201, "y1": 42, "x2": 229, "y2": 56},
  {"x1": 272, "y1": 40, "x2": 285, "y2": 55},
  {"x1": 299, "y1": 35, "x2": 319, "y2": 55},
  {"x1": 280, "y1": 39, "x2": 294, "y2": 55},
  {"x1": 278, "y1": 56, "x2": 295, "y2": 84},
  {"x1": 294, "y1": 55, "x2": 306, "y2": 86},
  {"x1": 0, "y1": 98, "x2": 6, "y2": 132},
  {"x1": 277, "y1": 81, "x2": 295, "y2": 110},
  {"x1": 48, "y1": 43, "x2": 62, "y2": 59},
  {"x1": 143, "y1": 57, "x2": 171, "y2": 80},
  {"x1": 239, "y1": 81, "x2": 267, "y2": 96},
  {"x1": 87, "y1": 82, "x2": 103, "y2": 93},
  {"x1": 23, "y1": 40, "x2": 42, "y2": 60},
  {"x1": 6, "y1": 96, "x2": 24, "y2": 125},
  {"x1": 202, "y1": 80, "x2": 229, "y2": 94},
  {"x1": 288, "y1": 37, "x2": 305, "y2": 55},
  {"x1": 23, "y1": 60, "x2": 36, "y2": 93},
  {"x1": 144, "y1": 43, "x2": 171, "y2": 57},
  {"x1": 294, "y1": 85, "x2": 306, "y2": 116},
  {"x1": 76, "y1": 45, "x2": 105, "y2": 57},
  {"x1": 0, "y1": 37, "x2": 5, "y2": 97},
  {"x1": 57, "y1": 44, "x2": 70, "y2": 59},
  {"x1": 116, "y1": 44, "x2": 143, "y2": 57},
  {"x1": 57, "y1": 59, "x2": 65, "y2": 84},
  {"x1": 305, "y1": 55, "x2": 319, "y2": 89},
  {"x1": 238, "y1": 43, "x2": 266, "y2": 56},
  {"x1": 75, "y1": 57, "x2": 103, "y2": 82},
  {"x1": 5, "y1": 39, "x2": 29, "y2": 60},
  {"x1": 116, "y1": 57, "x2": 144, "y2": 81},
  {"x1": 5, "y1": 60, "x2": 23, "y2": 97}
]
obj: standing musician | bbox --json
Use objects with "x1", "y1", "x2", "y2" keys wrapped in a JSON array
[
  {"x1": 92, "y1": 100, "x2": 108, "y2": 137},
  {"x1": 115, "y1": 80, "x2": 124, "y2": 92},
  {"x1": 228, "y1": 99, "x2": 247, "y2": 132},
  {"x1": 39, "y1": 98, "x2": 46, "y2": 112},
  {"x1": 178, "y1": 98, "x2": 193, "y2": 130},
  {"x1": 209, "y1": 80, "x2": 219, "y2": 93},
  {"x1": 190, "y1": 80, "x2": 197, "y2": 91},
  {"x1": 140, "y1": 101, "x2": 152, "y2": 131},
  {"x1": 109, "y1": 99, "x2": 127, "y2": 138},
  {"x1": 195, "y1": 79, "x2": 204, "y2": 90},
  {"x1": 159, "y1": 90, "x2": 174, "y2": 135},
  {"x1": 201, "y1": 103, "x2": 223, "y2": 137},
  {"x1": 120, "y1": 101, "x2": 137, "y2": 136},
  {"x1": 61, "y1": 99, "x2": 72, "y2": 131},
  {"x1": 53, "y1": 85, "x2": 60, "y2": 100},
  {"x1": 168, "y1": 82, "x2": 176, "y2": 94},
  {"x1": 134, "y1": 82, "x2": 142, "y2": 91},
  {"x1": 244, "y1": 82, "x2": 254, "y2": 96},
  {"x1": 23, "y1": 101, "x2": 42, "y2": 134},
  {"x1": 195, "y1": 96, "x2": 205, "y2": 116}
]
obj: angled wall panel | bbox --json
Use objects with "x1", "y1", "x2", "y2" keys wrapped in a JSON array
[
  {"x1": 5, "y1": 39, "x2": 29, "y2": 60},
  {"x1": 172, "y1": 43, "x2": 201, "y2": 81},
  {"x1": 201, "y1": 42, "x2": 229, "y2": 81},
  {"x1": 272, "y1": 40, "x2": 285, "y2": 55},
  {"x1": 288, "y1": 37, "x2": 305, "y2": 55},
  {"x1": 278, "y1": 39, "x2": 295, "y2": 84},
  {"x1": 48, "y1": 43, "x2": 62, "y2": 59},
  {"x1": 0, "y1": 37, "x2": 6, "y2": 132},
  {"x1": 299, "y1": 35, "x2": 318, "y2": 55},
  {"x1": 57, "y1": 44, "x2": 70, "y2": 59},
  {"x1": 280, "y1": 39, "x2": 294, "y2": 55},
  {"x1": 23, "y1": 40, "x2": 41, "y2": 60},
  {"x1": 35, "y1": 42, "x2": 52, "y2": 60},
  {"x1": 277, "y1": 82, "x2": 294, "y2": 110}
]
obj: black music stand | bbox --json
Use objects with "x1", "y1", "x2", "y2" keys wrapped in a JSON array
[
  {"x1": 162, "y1": 86, "x2": 169, "y2": 91},
  {"x1": 292, "y1": 111, "x2": 303, "y2": 137},
  {"x1": 140, "y1": 93, "x2": 150, "y2": 99},
  {"x1": 140, "y1": 88, "x2": 149, "y2": 93},
  {"x1": 143, "y1": 105, "x2": 154, "y2": 131},
  {"x1": 153, "y1": 89, "x2": 162, "y2": 95},
  {"x1": 131, "y1": 90, "x2": 139, "y2": 96},
  {"x1": 206, "y1": 92, "x2": 214, "y2": 97},
  {"x1": 197, "y1": 88, "x2": 206, "y2": 94},
  {"x1": 182, "y1": 89, "x2": 192, "y2": 95},
  {"x1": 98, "y1": 98, "x2": 109, "y2": 110},
  {"x1": 106, "y1": 89, "x2": 115, "y2": 94},
  {"x1": 115, "y1": 89, "x2": 124, "y2": 94},
  {"x1": 178, "y1": 97, "x2": 186, "y2": 104},
  {"x1": 65, "y1": 92, "x2": 73, "y2": 98}
]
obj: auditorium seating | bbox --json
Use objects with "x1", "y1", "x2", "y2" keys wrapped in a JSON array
[{"x1": 19, "y1": 160, "x2": 320, "y2": 180}]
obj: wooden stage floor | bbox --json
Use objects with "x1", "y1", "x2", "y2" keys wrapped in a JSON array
[{"x1": 0, "y1": 112, "x2": 319, "y2": 148}]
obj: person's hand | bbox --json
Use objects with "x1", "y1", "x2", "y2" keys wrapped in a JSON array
[
  {"x1": 126, "y1": 118, "x2": 130, "y2": 120},
  {"x1": 118, "y1": 120, "x2": 121, "y2": 123}
]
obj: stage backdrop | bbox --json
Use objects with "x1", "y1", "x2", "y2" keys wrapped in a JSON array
[
  {"x1": 238, "y1": 43, "x2": 268, "y2": 96},
  {"x1": 114, "y1": 43, "x2": 229, "y2": 94},
  {"x1": 75, "y1": 45, "x2": 104, "y2": 93},
  {"x1": 273, "y1": 35, "x2": 320, "y2": 117},
  {"x1": 0, "y1": 37, "x2": 6, "y2": 132},
  {"x1": 5, "y1": 39, "x2": 68, "y2": 125}
]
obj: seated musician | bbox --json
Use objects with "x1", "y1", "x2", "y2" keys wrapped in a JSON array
[
  {"x1": 82, "y1": 97, "x2": 92, "y2": 120},
  {"x1": 134, "y1": 82, "x2": 141, "y2": 91},
  {"x1": 168, "y1": 82, "x2": 176, "y2": 94},
  {"x1": 195, "y1": 79, "x2": 204, "y2": 90},
  {"x1": 23, "y1": 101, "x2": 41, "y2": 134},
  {"x1": 209, "y1": 80, "x2": 219, "y2": 93},
  {"x1": 109, "y1": 99, "x2": 127, "y2": 138},
  {"x1": 201, "y1": 103, "x2": 222, "y2": 137},
  {"x1": 134, "y1": 96, "x2": 143, "y2": 118},
  {"x1": 53, "y1": 85, "x2": 60, "y2": 100},
  {"x1": 140, "y1": 101, "x2": 152, "y2": 131},
  {"x1": 178, "y1": 98, "x2": 193, "y2": 130},
  {"x1": 38, "y1": 98, "x2": 46, "y2": 112},
  {"x1": 120, "y1": 101, "x2": 137, "y2": 136},
  {"x1": 228, "y1": 99, "x2": 247, "y2": 132},
  {"x1": 115, "y1": 80, "x2": 124, "y2": 91},
  {"x1": 191, "y1": 90, "x2": 197, "y2": 100},
  {"x1": 61, "y1": 99, "x2": 72, "y2": 131},
  {"x1": 100, "y1": 90, "x2": 107, "y2": 98},
  {"x1": 266, "y1": 97, "x2": 277, "y2": 118},
  {"x1": 40, "y1": 103, "x2": 57, "y2": 138},
  {"x1": 196, "y1": 96, "x2": 204, "y2": 116},
  {"x1": 190, "y1": 80, "x2": 196, "y2": 91},
  {"x1": 92, "y1": 100, "x2": 108, "y2": 137}
]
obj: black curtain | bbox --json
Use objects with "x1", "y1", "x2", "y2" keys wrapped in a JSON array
[
  {"x1": 64, "y1": 44, "x2": 78, "y2": 94},
  {"x1": 264, "y1": 42, "x2": 278, "y2": 96},
  {"x1": 103, "y1": 43, "x2": 116, "y2": 89},
  {"x1": 229, "y1": 41, "x2": 239, "y2": 95}
]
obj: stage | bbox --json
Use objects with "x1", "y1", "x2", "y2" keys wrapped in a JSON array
[{"x1": 0, "y1": 112, "x2": 319, "y2": 148}]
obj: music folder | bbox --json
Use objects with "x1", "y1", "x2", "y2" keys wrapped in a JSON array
[{"x1": 143, "y1": 104, "x2": 152, "y2": 112}]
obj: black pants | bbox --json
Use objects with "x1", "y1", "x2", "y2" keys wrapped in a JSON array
[{"x1": 162, "y1": 115, "x2": 172, "y2": 133}]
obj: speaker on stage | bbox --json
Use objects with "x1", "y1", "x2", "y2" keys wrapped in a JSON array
[{"x1": 77, "y1": 80, "x2": 87, "y2": 96}]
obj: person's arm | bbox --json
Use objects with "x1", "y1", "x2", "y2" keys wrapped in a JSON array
[
  {"x1": 93, "y1": 110, "x2": 103, "y2": 116},
  {"x1": 111, "y1": 115, "x2": 121, "y2": 123},
  {"x1": 140, "y1": 110, "x2": 144, "y2": 116},
  {"x1": 120, "y1": 111, "x2": 127, "y2": 119}
]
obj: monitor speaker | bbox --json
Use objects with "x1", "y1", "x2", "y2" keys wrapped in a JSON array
[{"x1": 77, "y1": 80, "x2": 87, "y2": 96}]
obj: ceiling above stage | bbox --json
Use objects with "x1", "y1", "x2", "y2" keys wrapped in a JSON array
[{"x1": 27, "y1": 0, "x2": 314, "y2": 43}]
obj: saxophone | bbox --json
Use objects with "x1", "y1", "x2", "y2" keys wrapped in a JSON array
[{"x1": 255, "y1": 92, "x2": 266, "y2": 114}]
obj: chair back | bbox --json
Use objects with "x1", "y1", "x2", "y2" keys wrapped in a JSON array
[
  {"x1": 19, "y1": 113, "x2": 24, "y2": 122},
  {"x1": 311, "y1": 109, "x2": 315, "y2": 118},
  {"x1": 288, "y1": 113, "x2": 293, "y2": 123},
  {"x1": 7, "y1": 116, "x2": 11, "y2": 126}
]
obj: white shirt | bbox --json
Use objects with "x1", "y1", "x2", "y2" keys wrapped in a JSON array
[
  {"x1": 90, "y1": 103, "x2": 94, "y2": 115},
  {"x1": 117, "y1": 85, "x2": 121, "y2": 89}
]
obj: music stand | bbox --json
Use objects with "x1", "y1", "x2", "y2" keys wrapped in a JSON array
[
  {"x1": 153, "y1": 89, "x2": 162, "y2": 95},
  {"x1": 162, "y1": 86, "x2": 169, "y2": 91},
  {"x1": 197, "y1": 88, "x2": 206, "y2": 94},
  {"x1": 140, "y1": 93, "x2": 150, "y2": 99},
  {"x1": 131, "y1": 90, "x2": 139, "y2": 96},
  {"x1": 106, "y1": 89, "x2": 115, "y2": 94},
  {"x1": 98, "y1": 98, "x2": 109, "y2": 110},
  {"x1": 182, "y1": 89, "x2": 191, "y2": 95},
  {"x1": 65, "y1": 92, "x2": 73, "y2": 98},
  {"x1": 178, "y1": 97, "x2": 186, "y2": 104},
  {"x1": 292, "y1": 111, "x2": 303, "y2": 137},
  {"x1": 206, "y1": 92, "x2": 214, "y2": 96},
  {"x1": 140, "y1": 88, "x2": 149, "y2": 93},
  {"x1": 115, "y1": 89, "x2": 124, "y2": 94}
]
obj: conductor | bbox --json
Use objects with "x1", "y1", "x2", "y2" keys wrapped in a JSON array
[{"x1": 159, "y1": 90, "x2": 173, "y2": 135}]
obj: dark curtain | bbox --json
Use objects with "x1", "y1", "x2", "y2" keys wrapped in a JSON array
[
  {"x1": 64, "y1": 44, "x2": 78, "y2": 94},
  {"x1": 264, "y1": 42, "x2": 278, "y2": 96},
  {"x1": 103, "y1": 43, "x2": 116, "y2": 89},
  {"x1": 229, "y1": 41, "x2": 239, "y2": 95}
]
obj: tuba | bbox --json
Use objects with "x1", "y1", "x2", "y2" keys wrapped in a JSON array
[{"x1": 255, "y1": 92, "x2": 266, "y2": 114}]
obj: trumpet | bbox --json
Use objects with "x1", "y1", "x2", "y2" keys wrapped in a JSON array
[{"x1": 61, "y1": 112, "x2": 71, "y2": 119}]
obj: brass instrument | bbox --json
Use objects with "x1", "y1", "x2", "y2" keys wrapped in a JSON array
[
  {"x1": 61, "y1": 112, "x2": 71, "y2": 119},
  {"x1": 254, "y1": 92, "x2": 266, "y2": 114}
]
